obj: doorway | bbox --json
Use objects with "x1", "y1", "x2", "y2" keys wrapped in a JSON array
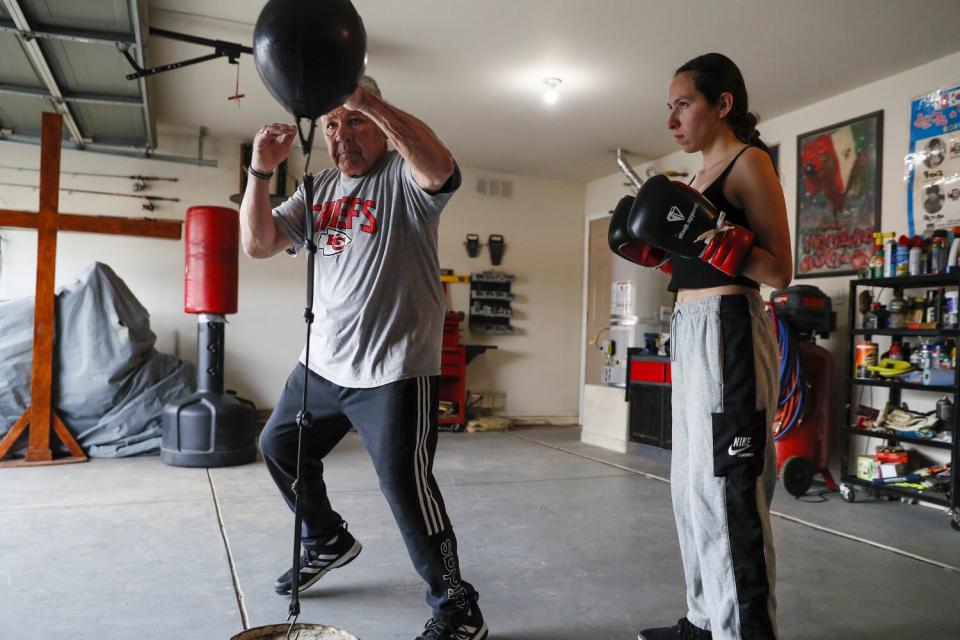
[{"x1": 581, "y1": 214, "x2": 613, "y2": 388}]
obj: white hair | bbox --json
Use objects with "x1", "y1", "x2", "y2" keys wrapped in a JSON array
[{"x1": 358, "y1": 75, "x2": 381, "y2": 99}]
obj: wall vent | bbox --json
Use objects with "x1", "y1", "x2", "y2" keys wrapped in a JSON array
[{"x1": 476, "y1": 177, "x2": 513, "y2": 199}]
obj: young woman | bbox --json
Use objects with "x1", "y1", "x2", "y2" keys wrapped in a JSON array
[{"x1": 617, "y1": 53, "x2": 792, "y2": 640}]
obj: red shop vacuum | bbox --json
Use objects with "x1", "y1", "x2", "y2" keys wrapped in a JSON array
[
  {"x1": 161, "y1": 206, "x2": 258, "y2": 467},
  {"x1": 768, "y1": 285, "x2": 839, "y2": 497}
]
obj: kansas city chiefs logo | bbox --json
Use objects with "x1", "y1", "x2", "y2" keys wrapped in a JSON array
[
  {"x1": 666, "y1": 205, "x2": 685, "y2": 223},
  {"x1": 318, "y1": 229, "x2": 352, "y2": 256}
]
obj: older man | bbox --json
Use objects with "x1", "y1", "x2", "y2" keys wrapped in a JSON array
[{"x1": 240, "y1": 77, "x2": 487, "y2": 640}]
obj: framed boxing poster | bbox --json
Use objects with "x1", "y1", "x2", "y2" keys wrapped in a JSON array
[
  {"x1": 794, "y1": 111, "x2": 883, "y2": 278},
  {"x1": 906, "y1": 83, "x2": 960, "y2": 236}
]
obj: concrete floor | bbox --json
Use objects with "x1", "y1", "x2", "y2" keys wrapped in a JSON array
[{"x1": 2, "y1": 426, "x2": 958, "y2": 640}]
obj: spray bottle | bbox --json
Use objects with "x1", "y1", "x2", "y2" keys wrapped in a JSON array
[
  {"x1": 870, "y1": 232, "x2": 885, "y2": 278},
  {"x1": 948, "y1": 231, "x2": 960, "y2": 274},
  {"x1": 935, "y1": 230, "x2": 950, "y2": 272},
  {"x1": 881, "y1": 232, "x2": 897, "y2": 277},
  {"x1": 896, "y1": 235, "x2": 910, "y2": 276},
  {"x1": 909, "y1": 236, "x2": 923, "y2": 276}
]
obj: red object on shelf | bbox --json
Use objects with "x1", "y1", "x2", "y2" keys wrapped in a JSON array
[
  {"x1": 629, "y1": 358, "x2": 671, "y2": 384},
  {"x1": 876, "y1": 448, "x2": 909, "y2": 464},
  {"x1": 439, "y1": 311, "x2": 467, "y2": 426}
]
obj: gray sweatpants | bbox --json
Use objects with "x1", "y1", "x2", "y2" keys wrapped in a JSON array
[{"x1": 670, "y1": 294, "x2": 779, "y2": 640}]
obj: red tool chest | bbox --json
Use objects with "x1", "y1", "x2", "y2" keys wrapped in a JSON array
[{"x1": 439, "y1": 311, "x2": 467, "y2": 427}]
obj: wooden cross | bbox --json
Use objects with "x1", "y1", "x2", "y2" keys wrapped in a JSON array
[{"x1": 0, "y1": 113, "x2": 183, "y2": 467}]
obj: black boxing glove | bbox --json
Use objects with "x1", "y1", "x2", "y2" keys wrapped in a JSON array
[{"x1": 628, "y1": 174, "x2": 754, "y2": 277}]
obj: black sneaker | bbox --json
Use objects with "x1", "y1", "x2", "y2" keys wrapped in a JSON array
[
  {"x1": 415, "y1": 604, "x2": 488, "y2": 640},
  {"x1": 273, "y1": 526, "x2": 362, "y2": 595},
  {"x1": 638, "y1": 617, "x2": 712, "y2": 640}
]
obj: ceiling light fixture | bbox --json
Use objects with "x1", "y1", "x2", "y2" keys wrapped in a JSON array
[{"x1": 542, "y1": 77, "x2": 562, "y2": 105}]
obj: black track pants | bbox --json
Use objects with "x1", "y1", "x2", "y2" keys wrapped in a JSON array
[{"x1": 259, "y1": 364, "x2": 478, "y2": 618}]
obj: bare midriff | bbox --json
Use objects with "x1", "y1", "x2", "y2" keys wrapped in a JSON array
[{"x1": 676, "y1": 284, "x2": 760, "y2": 304}]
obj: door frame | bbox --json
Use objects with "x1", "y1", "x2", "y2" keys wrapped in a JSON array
[{"x1": 579, "y1": 210, "x2": 613, "y2": 424}]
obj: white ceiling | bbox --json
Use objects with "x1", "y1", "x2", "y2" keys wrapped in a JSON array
[{"x1": 145, "y1": 0, "x2": 960, "y2": 181}]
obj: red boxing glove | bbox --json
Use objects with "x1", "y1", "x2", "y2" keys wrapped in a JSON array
[
  {"x1": 619, "y1": 240, "x2": 673, "y2": 274},
  {"x1": 695, "y1": 210, "x2": 755, "y2": 277}
]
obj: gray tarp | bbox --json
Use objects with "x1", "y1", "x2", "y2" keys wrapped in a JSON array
[{"x1": 0, "y1": 262, "x2": 195, "y2": 457}]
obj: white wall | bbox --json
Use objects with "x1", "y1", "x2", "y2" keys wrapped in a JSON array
[
  {"x1": 438, "y1": 167, "x2": 585, "y2": 419},
  {"x1": 584, "y1": 49, "x2": 960, "y2": 466},
  {"x1": 0, "y1": 126, "x2": 585, "y2": 418}
]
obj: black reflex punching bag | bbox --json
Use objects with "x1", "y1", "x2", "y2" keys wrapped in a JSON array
[{"x1": 253, "y1": 0, "x2": 367, "y2": 120}]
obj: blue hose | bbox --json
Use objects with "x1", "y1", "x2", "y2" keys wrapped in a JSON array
[{"x1": 770, "y1": 315, "x2": 806, "y2": 441}]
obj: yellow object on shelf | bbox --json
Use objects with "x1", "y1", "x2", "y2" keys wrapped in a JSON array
[
  {"x1": 440, "y1": 274, "x2": 470, "y2": 283},
  {"x1": 865, "y1": 358, "x2": 914, "y2": 378}
]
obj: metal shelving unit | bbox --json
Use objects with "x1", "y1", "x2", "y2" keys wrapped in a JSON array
[
  {"x1": 469, "y1": 271, "x2": 515, "y2": 335},
  {"x1": 842, "y1": 274, "x2": 959, "y2": 530}
]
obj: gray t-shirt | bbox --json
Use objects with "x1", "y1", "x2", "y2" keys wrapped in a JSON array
[{"x1": 272, "y1": 150, "x2": 459, "y2": 388}]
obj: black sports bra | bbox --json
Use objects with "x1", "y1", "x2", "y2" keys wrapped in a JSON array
[{"x1": 667, "y1": 147, "x2": 759, "y2": 292}]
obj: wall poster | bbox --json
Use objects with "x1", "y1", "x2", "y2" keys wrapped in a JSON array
[
  {"x1": 795, "y1": 111, "x2": 883, "y2": 278},
  {"x1": 907, "y1": 83, "x2": 960, "y2": 236}
]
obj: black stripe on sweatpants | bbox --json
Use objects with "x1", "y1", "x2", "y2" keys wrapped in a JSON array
[{"x1": 719, "y1": 295, "x2": 774, "y2": 640}]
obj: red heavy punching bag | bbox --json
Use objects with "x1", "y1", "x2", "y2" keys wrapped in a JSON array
[
  {"x1": 162, "y1": 205, "x2": 256, "y2": 468},
  {"x1": 184, "y1": 206, "x2": 239, "y2": 314}
]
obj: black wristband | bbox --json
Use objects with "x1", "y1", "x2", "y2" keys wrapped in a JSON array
[{"x1": 248, "y1": 165, "x2": 274, "y2": 181}]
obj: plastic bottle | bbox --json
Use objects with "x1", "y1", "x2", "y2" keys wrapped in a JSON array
[
  {"x1": 866, "y1": 302, "x2": 880, "y2": 329},
  {"x1": 889, "y1": 290, "x2": 908, "y2": 328},
  {"x1": 896, "y1": 236, "x2": 910, "y2": 276},
  {"x1": 919, "y1": 341, "x2": 933, "y2": 370},
  {"x1": 869, "y1": 247, "x2": 884, "y2": 279},
  {"x1": 935, "y1": 229, "x2": 951, "y2": 272},
  {"x1": 948, "y1": 236, "x2": 960, "y2": 273},
  {"x1": 909, "y1": 343, "x2": 922, "y2": 368},
  {"x1": 884, "y1": 237, "x2": 897, "y2": 277},
  {"x1": 909, "y1": 237, "x2": 922, "y2": 275},
  {"x1": 913, "y1": 296, "x2": 927, "y2": 324},
  {"x1": 887, "y1": 337, "x2": 903, "y2": 361},
  {"x1": 933, "y1": 342, "x2": 944, "y2": 368},
  {"x1": 946, "y1": 289, "x2": 959, "y2": 328},
  {"x1": 926, "y1": 289, "x2": 941, "y2": 325},
  {"x1": 937, "y1": 396, "x2": 954, "y2": 423}
]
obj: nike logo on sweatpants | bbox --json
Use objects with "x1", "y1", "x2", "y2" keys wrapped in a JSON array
[{"x1": 728, "y1": 436, "x2": 753, "y2": 456}]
